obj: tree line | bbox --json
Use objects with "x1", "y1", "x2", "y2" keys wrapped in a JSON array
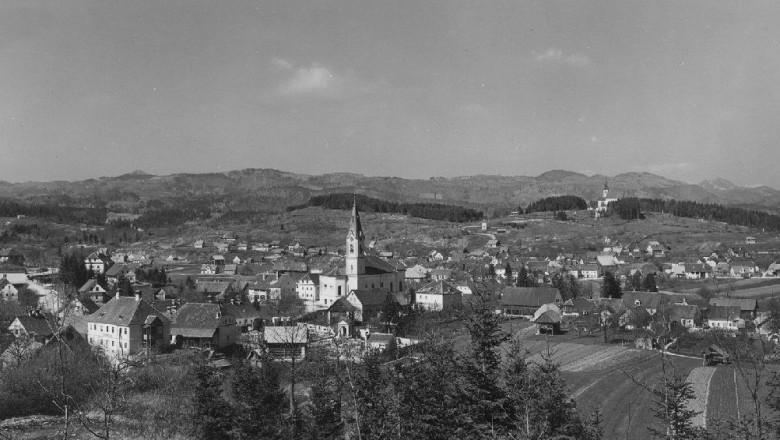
[
  {"x1": 288, "y1": 193, "x2": 485, "y2": 223},
  {"x1": 523, "y1": 195, "x2": 588, "y2": 214},
  {"x1": 609, "y1": 197, "x2": 780, "y2": 231}
]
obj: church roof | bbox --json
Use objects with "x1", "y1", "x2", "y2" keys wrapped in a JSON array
[
  {"x1": 348, "y1": 199, "x2": 365, "y2": 242},
  {"x1": 364, "y1": 255, "x2": 404, "y2": 274}
]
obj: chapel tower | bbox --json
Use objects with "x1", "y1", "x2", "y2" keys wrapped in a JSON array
[{"x1": 345, "y1": 197, "x2": 366, "y2": 284}]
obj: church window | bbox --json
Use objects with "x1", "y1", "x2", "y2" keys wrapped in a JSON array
[{"x1": 350, "y1": 245, "x2": 354, "y2": 253}]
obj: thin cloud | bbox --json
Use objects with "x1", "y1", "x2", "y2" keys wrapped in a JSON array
[
  {"x1": 275, "y1": 61, "x2": 378, "y2": 100},
  {"x1": 272, "y1": 57, "x2": 293, "y2": 70},
  {"x1": 535, "y1": 48, "x2": 591, "y2": 67}
]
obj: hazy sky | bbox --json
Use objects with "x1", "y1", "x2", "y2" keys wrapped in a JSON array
[{"x1": 2, "y1": 1, "x2": 780, "y2": 187}]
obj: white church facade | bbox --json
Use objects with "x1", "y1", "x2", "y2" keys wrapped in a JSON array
[{"x1": 317, "y1": 200, "x2": 405, "y2": 307}]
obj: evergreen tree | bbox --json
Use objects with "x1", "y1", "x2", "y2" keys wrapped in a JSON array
[
  {"x1": 648, "y1": 371, "x2": 703, "y2": 439},
  {"x1": 308, "y1": 364, "x2": 343, "y2": 440},
  {"x1": 504, "y1": 262, "x2": 513, "y2": 285},
  {"x1": 462, "y1": 293, "x2": 511, "y2": 433},
  {"x1": 601, "y1": 271, "x2": 623, "y2": 299},
  {"x1": 193, "y1": 364, "x2": 232, "y2": 440},
  {"x1": 642, "y1": 272, "x2": 659, "y2": 292},
  {"x1": 230, "y1": 360, "x2": 286, "y2": 439},
  {"x1": 629, "y1": 271, "x2": 643, "y2": 291}
]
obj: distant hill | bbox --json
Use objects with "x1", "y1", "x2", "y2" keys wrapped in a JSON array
[{"x1": 1, "y1": 168, "x2": 780, "y2": 213}]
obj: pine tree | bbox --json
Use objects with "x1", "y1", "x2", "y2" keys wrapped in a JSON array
[
  {"x1": 601, "y1": 271, "x2": 623, "y2": 298},
  {"x1": 193, "y1": 364, "x2": 232, "y2": 440},
  {"x1": 648, "y1": 372, "x2": 703, "y2": 439}
]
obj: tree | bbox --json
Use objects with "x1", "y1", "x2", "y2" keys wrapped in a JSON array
[
  {"x1": 553, "y1": 272, "x2": 580, "y2": 301},
  {"x1": 629, "y1": 271, "x2": 643, "y2": 292},
  {"x1": 308, "y1": 363, "x2": 343, "y2": 440},
  {"x1": 461, "y1": 290, "x2": 511, "y2": 433},
  {"x1": 504, "y1": 262, "x2": 513, "y2": 285},
  {"x1": 193, "y1": 364, "x2": 232, "y2": 440},
  {"x1": 230, "y1": 359, "x2": 286, "y2": 439},
  {"x1": 601, "y1": 272, "x2": 622, "y2": 299},
  {"x1": 642, "y1": 272, "x2": 659, "y2": 292},
  {"x1": 648, "y1": 370, "x2": 703, "y2": 439}
]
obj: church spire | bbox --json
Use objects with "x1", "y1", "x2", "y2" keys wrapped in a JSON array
[
  {"x1": 347, "y1": 195, "x2": 364, "y2": 253},
  {"x1": 602, "y1": 179, "x2": 609, "y2": 198}
]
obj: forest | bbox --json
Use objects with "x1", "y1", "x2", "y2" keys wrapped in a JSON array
[
  {"x1": 288, "y1": 193, "x2": 485, "y2": 223},
  {"x1": 608, "y1": 198, "x2": 780, "y2": 231},
  {"x1": 524, "y1": 195, "x2": 588, "y2": 214}
]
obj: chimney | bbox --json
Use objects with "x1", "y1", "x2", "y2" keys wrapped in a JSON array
[
  {"x1": 135, "y1": 293, "x2": 141, "y2": 302},
  {"x1": 115, "y1": 291, "x2": 120, "y2": 299}
]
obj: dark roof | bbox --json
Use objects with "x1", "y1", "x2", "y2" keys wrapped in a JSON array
[
  {"x1": 562, "y1": 297, "x2": 595, "y2": 312},
  {"x1": 417, "y1": 280, "x2": 460, "y2": 295},
  {"x1": 171, "y1": 303, "x2": 229, "y2": 338},
  {"x1": 709, "y1": 298, "x2": 757, "y2": 312},
  {"x1": 76, "y1": 297, "x2": 101, "y2": 314},
  {"x1": 364, "y1": 255, "x2": 404, "y2": 274},
  {"x1": 13, "y1": 313, "x2": 57, "y2": 336},
  {"x1": 223, "y1": 303, "x2": 273, "y2": 320},
  {"x1": 88, "y1": 296, "x2": 170, "y2": 326},
  {"x1": 328, "y1": 297, "x2": 357, "y2": 313},
  {"x1": 104, "y1": 263, "x2": 138, "y2": 277},
  {"x1": 350, "y1": 289, "x2": 393, "y2": 308},
  {"x1": 533, "y1": 309, "x2": 561, "y2": 324},
  {"x1": 500, "y1": 287, "x2": 561, "y2": 308},
  {"x1": 708, "y1": 305, "x2": 741, "y2": 321},
  {"x1": 666, "y1": 304, "x2": 700, "y2": 321},
  {"x1": 622, "y1": 292, "x2": 666, "y2": 309}
]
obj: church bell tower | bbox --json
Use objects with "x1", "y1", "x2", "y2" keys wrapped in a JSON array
[{"x1": 346, "y1": 197, "x2": 365, "y2": 287}]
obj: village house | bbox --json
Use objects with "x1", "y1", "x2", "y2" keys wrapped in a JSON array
[
  {"x1": 646, "y1": 241, "x2": 665, "y2": 258},
  {"x1": 405, "y1": 264, "x2": 429, "y2": 282},
  {"x1": 170, "y1": 303, "x2": 239, "y2": 349},
  {"x1": 78, "y1": 278, "x2": 108, "y2": 305},
  {"x1": 86, "y1": 293, "x2": 170, "y2": 357},
  {"x1": 531, "y1": 303, "x2": 563, "y2": 334},
  {"x1": 104, "y1": 263, "x2": 138, "y2": 286},
  {"x1": 415, "y1": 280, "x2": 462, "y2": 311},
  {"x1": 84, "y1": 251, "x2": 111, "y2": 274},
  {"x1": 7, "y1": 311, "x2": 58, "y2": 342},
  {"x1": 709, "y1": 297, "x2": 757, "y2": 320},
  {"x1": 729, "y1": 260, "x2": 758, "y2": 278},
  {"x1": 296, "y1": 273, "x2": 320, "y2": 303},
  {"x1": 707, "y1": 305, "x2": 742, "y2": 331},
  {"x1": 500, "y1": 287, "x2": 562, "y2": 317},
  {"x1": 666, "y1": 304, "x2": 701, "y2": 329},
  {"x1": 429, "y1": 268, "x2": 452, "y2": 281},
  {"x1": 0, "y1": 277, "x2": 18, "y2": 301},
  {"x1": 578, "y1": 264, "x2": 599, "y2": 279},
  {"x1": 263, "y1": 324, "x2": 309, "y2": 361},
  {"x1": 346, "y1": 289, "x2": 396, "y2": 323}
]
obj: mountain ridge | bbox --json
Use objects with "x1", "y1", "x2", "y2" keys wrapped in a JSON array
[{"x1": 0, "y1": 168, "x2": 779, "y2": 212}]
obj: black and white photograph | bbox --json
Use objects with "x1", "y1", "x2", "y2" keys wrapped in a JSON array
[{"x1": 1, "y1": 1, "x2": 780, "y2": 439}]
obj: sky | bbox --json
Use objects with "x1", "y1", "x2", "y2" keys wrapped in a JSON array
[{"x1": 2, "y1": 1, "x2": 780, "y2": 187}]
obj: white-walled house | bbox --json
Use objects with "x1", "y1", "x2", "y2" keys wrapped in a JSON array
[
  {"x1": 415, "y1": 280, "x2": 462, "y2": 312},
  {"x1": 86, "y1": 294, "x2": 170, "y2": 357}
]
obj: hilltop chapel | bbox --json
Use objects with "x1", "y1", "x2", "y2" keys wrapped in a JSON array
[{"x1": 317, "y1": 200, "x2": 406, "y2": 308}]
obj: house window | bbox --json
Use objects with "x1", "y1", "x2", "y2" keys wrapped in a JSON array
[
  {"x1": 112, "y1": 341, "x2": 114, "y2": 347},
  {"x1": 124, "y1": 342, "x2": 127, "y2": 348}
]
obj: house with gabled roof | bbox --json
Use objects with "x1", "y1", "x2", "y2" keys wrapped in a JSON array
[
  {"x1": 0, "y1": 277, "x2": 18, "y2": 301},
  {"x1": 709, "y1": 297, "x2": 757, "y2": 320},
  {"x1": 8, "y1": 311, "x2": 58, "y2": 342},
  {"x1": 707, "y1": 305, "x2": 742, "y2": 331},
  {"x1": 263, "y1": 324, "x2": 309, "y2": 361},
  {"x1": 170, "y1": 303, "x2": 239, "y2": 349},
  {"x1": 78, "y1": 278, "x2": 108, "y2": 305},
  {"x1": 296, "y1": 273, "x2": 320, "y2": 303},
  {"x1": 500, "y1": 287, "x2": 562, "y2": 317},
  {"x1": 415, "y1": 280, "x2": 462, "y2": 311},
  {"x1": 346, "y1": 288, "x2": 396, "y2": 323},
  {"x1": 86, "y1": 293, "x2": 170, "y2": 356},
  {"x1": 84, "y1": 251, "x2": 111, "y2": 274},
  {"x1": 104, "y1": 263, "x2": 138, "y2": 286}
]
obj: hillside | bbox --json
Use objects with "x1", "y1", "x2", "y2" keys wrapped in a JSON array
[{"x1": 2, "y1": 169, "x2": 780, "y2": 213}]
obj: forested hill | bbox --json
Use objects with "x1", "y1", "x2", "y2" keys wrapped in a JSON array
[
  {"x1": 288, "y1": 193, "x2": 484, "y2": 223},
  {"x1": 609, "y1": 198, "x2": 780, "y2": 231},
  {"x1": 524, "y1": 196, "x2": 588, "y2": 214}
]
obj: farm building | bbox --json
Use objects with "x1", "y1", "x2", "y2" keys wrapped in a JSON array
[
  {"x1": 709, "y1": 298, "x2": 757, "y2": 320},
  {"x1": 500, "y1": 287, "x2": 562, "y2": 316},
  {"x1": 707, "y1": 305, "x2": 742, "y2": 330}
]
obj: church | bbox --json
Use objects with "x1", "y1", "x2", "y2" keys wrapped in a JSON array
[
  {"x1": 318, "y1": 200, "x2": 405, "y2": 307},
  {"x1": 594, "y1": 180, "x2": 618, "y2": 218}
]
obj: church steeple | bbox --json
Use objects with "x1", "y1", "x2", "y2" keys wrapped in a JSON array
[
  {"x1": 347, "y1": 196, "x2": 364, "y2": 249},
  {"x1": 602, "y1": 179, "x2": 609, "y2": 199},
  {"x1": 346, "y1": 196, "x2": 365, "y2": 280}
]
